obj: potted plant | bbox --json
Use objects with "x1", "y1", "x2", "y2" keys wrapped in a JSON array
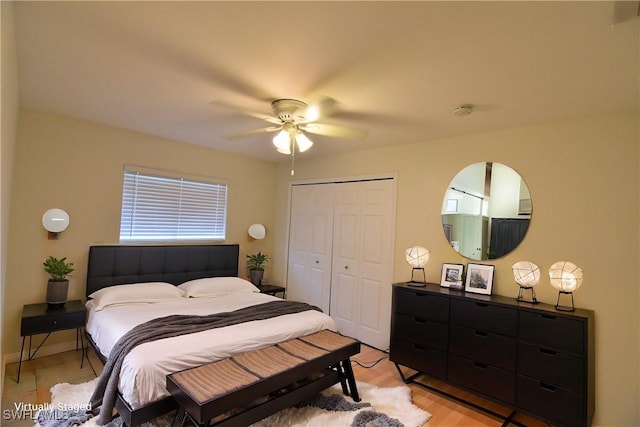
[
  {"x1": 246, "y1": 252, "x2": 269, "y2": 286},
  {"x1": 43, "y1": 256, "x2": 74, "y2": 307}
]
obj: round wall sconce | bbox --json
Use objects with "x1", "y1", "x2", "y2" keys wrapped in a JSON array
[
  {"x1": 512, "y1": 261, "x2": 540, "y2": 303},
  {"x1": 405, "y1": 246, "x2": 430, "y2": 286},
  {"x1": 248, "y1": 224, "x2": 266, "y2": 240},
  {"x1": 549, "y1": 261, "x2": 583, "y2": 312},
  {"x1": 42, "y1": 208, "x2": 70, "y2": 239}
]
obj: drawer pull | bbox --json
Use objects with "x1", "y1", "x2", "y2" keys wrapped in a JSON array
[
  {"x1": 541, "y1": 314, "x2": 557, "y2": 320},
  {"x1": 414, "y1": 317, "x2": 426, "y2": 323},
  {"x1": 474, "y1": 330, "x2": 488, "y2": 337},
  {"x1": 415, "y1": 293, "x2": 426, "y2": 297},
  {"x1": 414, "y1": 344, "x2": 426, "y2": 351},
  {"x1": 476, "y1": 303, "x2": 488, "y2": 308},
  {"x1": 51, "y1": 320, "x2": 57, "y2": 325},
  {"x1": 540, "y1": 382, "x2": 557, "y2": 392},
  {"x1": 540, "y1": 348, "x2": 557, "y2": 356},
  {"x1": 473, "y1": 362, "x2": 488, "y2": 369}
]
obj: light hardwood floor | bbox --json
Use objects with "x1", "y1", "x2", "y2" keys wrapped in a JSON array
[{"x1": 2, "y1": 344, "x2": 548, "y2": 426}]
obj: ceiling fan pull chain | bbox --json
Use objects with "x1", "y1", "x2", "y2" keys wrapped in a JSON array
[{"x1": 290, "y1": 140, "x2": 296, "y2": 176}]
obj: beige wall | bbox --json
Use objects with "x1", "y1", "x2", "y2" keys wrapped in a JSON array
[
  {"x1": 273, "y1": 111, "x2": 640, "y2": 426},
  {"x1": 3, "y1": 109, "x2": 277, "y2": 357},
  {"x1": 1, "y1": 1, "x2": 20, "y2": 400}
]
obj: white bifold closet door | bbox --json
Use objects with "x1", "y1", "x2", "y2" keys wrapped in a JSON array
[{"x1": 287, "y1": 178, "x2": 395, "y2": 350}]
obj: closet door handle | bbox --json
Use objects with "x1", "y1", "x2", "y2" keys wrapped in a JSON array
[
  {"x1": 344, "y1": 266, "x2": 349, "y2": 269},
  {"x1": 315, "y1": 260, "x2": 319, "y2": 264}
]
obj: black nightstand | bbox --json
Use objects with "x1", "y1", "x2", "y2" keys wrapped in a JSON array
[
  {"x1": 18, "y1": 299, "x2": 87, "y2": 382},
  {"x1": 257, "y1": 284, "x2": 286, "y2": 298}
]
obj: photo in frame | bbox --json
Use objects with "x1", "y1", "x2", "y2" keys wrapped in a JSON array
[
  {"x1": 440, "y1": 263, "x2": 464, "y2": 289},
  {"x1": 465, "y1": 263, "x2": 495, "y2": 295}
]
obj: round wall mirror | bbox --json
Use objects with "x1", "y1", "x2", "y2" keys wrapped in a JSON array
[
  {"x1": 42, "y1": 208, "x2": 70, "y2": 233},
  {"x1": 441, "y1": 162, "x2": 532, "y2": 260}
]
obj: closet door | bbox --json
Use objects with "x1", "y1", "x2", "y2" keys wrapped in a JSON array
[
  {"x1": 330, "y1": 179, "x2": 394, "y2": 350},
  {"x1": 286, "y1": 185, "x2": 334, "y2": 313}
]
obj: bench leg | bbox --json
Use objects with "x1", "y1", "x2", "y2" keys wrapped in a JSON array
[
  {"x1": 341, "y1": 358, "x2": 360, "y2": 402},
  {"x1": 333, "y1": 362, "x2": 349, "y2": 396},
  {"x1": 171, "y1": 407, "x2": 203, "y2": 427}
]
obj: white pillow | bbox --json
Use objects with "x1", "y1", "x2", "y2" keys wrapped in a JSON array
[
  {"x1": 178, "y1": 277, "x2": 259, "y2": 298},
  {"x1": 89, "y1": 282, "x2": 185, "y2": 311}
]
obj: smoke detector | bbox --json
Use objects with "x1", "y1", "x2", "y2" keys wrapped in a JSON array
[{"x1": 453, "y1": 104, "x2": 474, "y2": 117}]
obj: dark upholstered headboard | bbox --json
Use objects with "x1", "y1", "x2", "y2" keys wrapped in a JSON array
[{"x1": 86, "y1": 244, "x2": 239, "y2": 297}]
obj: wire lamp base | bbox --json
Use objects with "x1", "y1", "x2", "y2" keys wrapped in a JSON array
[
  {"x1": 408, "y1": 268, "x2": 426, "y2": 287},
  {"x1": 555, "y1": 290, "x2": 575, "y2": 312},
  {"x1": 517, "y1": 286, "x2": 538, "y2": 304}
]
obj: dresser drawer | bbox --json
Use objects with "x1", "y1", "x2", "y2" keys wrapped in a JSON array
[
  {"x1": 21, "y1": 310, "x2": 86, "y2": 335},
  {"x1": 390, "y1": 338, "x2": 448, "y2": 379},
  {"x1": 394, "y1": 288, "x2": 449, "y2": 322},
  {"x1": 450, "y1": 299, "x2": 517, "y2": 336},
  {"x1": 516, "y1": 375, "x2": 584, "y2": 427},
  {"x1": 449, "y1": 325, "x2": 516, "y2": 371},
  {"x1": 448, "y1": 354, "x2": 515, "y2": 403},
  {"x1": 519, "y1": 311, "x2": 585, "y2": 355},
  {"x1": 393, "y1": 313, "x2": 448, "y2": 351},
  {"x1": 518, "y1": 343, "x2": 584, "y2": 393}
]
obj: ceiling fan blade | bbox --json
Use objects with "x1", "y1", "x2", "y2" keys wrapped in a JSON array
[
  {"x1": 226, "y1": 126, "x2": 281, "y2": 140},
  {"x1": 210, "y1": 100, "x2": 281, "y2": 124},
  {"x1": 300, "y1": 122, "x2": 368, "y2": 139},
  {"x1": 302, "y1": 96, "x2": 339, "y2": 121}
]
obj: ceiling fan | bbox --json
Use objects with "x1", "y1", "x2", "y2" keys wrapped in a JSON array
[{"x1": 212, "y1": 97, "x2": 368, "y2": 156}]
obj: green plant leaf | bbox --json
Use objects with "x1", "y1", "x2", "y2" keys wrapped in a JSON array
[{"x1": 43, "y1": 256, "x2": 75, "y2": 281}]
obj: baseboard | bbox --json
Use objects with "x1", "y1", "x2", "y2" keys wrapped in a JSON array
[{"x1": 4, "y1": 339, "x2": 79, "y2": 364}]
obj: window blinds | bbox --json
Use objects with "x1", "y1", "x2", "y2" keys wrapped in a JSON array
[{"x1": 119, "y1": 169, "x2": 227, "y2": 242}]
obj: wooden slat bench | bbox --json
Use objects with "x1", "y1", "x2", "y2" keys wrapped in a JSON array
[{"x1": 166, "y1": 329, "x2": 361, "y2": 427}]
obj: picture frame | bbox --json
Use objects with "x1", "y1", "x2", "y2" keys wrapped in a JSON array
[
  {"x1": 465, "y1": 263, "x2": 495, "y2": 295},
  {"x1": 440, "y1": 263, "x2": 464, "y2": 289}
]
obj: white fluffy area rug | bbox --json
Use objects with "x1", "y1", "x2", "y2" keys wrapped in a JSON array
[{"x1": 38, "y1": 378, "x2": 431, "y2": 427}]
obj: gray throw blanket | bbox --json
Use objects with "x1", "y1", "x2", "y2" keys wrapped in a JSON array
[{"x1": 89, "y1": 300, "x2": 321, "y2": 425}]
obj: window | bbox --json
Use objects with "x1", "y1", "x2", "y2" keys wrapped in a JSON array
[{"x1": 119, "y1": 166, "x2": 227, "y2": 242}]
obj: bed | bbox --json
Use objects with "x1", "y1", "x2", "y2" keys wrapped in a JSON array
[{"x1": 84, "y1": 244, "x2": 336, "y2": 426}]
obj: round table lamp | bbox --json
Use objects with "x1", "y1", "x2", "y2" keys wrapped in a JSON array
[
  {"x1": 512, "y1": 261, "x2": 540, "y2": 303},
  {"x1": 548, "y1": 261, "x2": 583, "y2": 311},
  {"x1": 405, "y1": 246, "x2": 430, "y2": 286}
]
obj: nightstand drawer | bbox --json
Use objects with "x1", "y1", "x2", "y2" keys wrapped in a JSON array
[
  {"x1": 519, "y1": 311, "x2": 584, "y2": 355},
  {"x1": 518, "y1": 343, "x2": 584, "y2": 392},
  {"x1": 393, "y1": 313, "x2": 448, "y2": 351},
  {"x1": 449, "y1": 324, "x2": 516, "y2": 371},
  {"x1": 21, "y1": 300, "x2": 87, "y2": 336},
  {"x1": 21, "y1": 311, "x2": 86, "y2": 335},
  {"x1": 451, "y1": 299, "x2": 517, "y2": 336},
  {"x1": 394, "y1": 288, "x2": 449, "y2": 322}
]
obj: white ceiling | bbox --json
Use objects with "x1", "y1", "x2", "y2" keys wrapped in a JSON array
[{"x1": 13, "y1": 1, "x2": 640, "y2": 163}]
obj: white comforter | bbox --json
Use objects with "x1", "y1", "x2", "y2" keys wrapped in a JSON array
[{"x1": 85, "y1": 292, "x2": 336, "y2": 409}]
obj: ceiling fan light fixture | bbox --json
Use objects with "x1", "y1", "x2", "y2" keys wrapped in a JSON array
[
  {"x1": 295, "y1": 131, "x2": 314, "y2": 152},
  {"x1": 273, "y1": 130, "x2": 291, "y2": 154}
]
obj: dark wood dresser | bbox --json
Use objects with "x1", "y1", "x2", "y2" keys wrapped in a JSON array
[{"x1": 390, "y1": 282, "x2": 594, "y2": 427}]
